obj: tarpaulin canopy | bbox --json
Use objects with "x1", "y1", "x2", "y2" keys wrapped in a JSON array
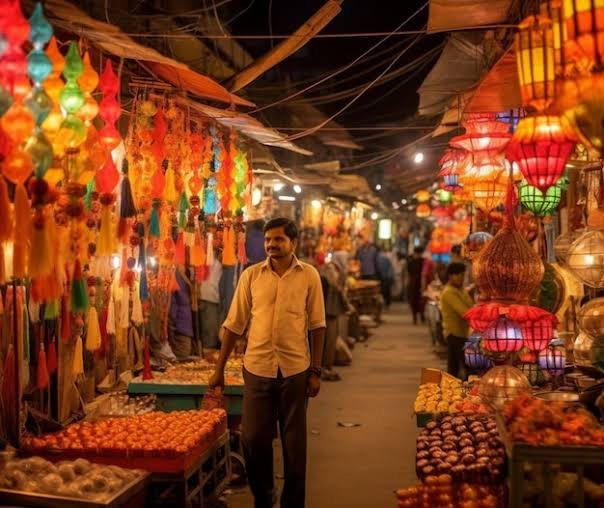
[
  {"x1": 427, "y1": 0, "x2": 514, "y2": 33},
  {"x1": 417, "y1": 33, "x2": 487, "y2": 117},
  {"x1": 31, "y1": 0, "x2": 254, "y2": 107}
]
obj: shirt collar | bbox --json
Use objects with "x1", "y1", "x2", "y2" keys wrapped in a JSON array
[{"x1": 262, "y1": 255, "x2": 303, "y2": 272}]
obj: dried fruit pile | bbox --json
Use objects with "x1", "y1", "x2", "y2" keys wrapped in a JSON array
[
  {"x1": 502, "y1": 394, "x2": 604, "y2": 447},
  {"x1": 22, "y1": 409, "x2": 226, "y2": 457},
  {"x1": 416, "y1": 415, "x2": 505, "y2": 484}
]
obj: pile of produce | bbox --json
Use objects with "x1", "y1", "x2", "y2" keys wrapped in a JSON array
[
  {"x1": 136, "y1": 358, "x2": 243, "y2": 385},
  {"x1": 0, "y1": 453, "x2": 143, "y2": 502},
  {"x1": 414, "y1": 377, "x2": 488, "y2": 415},
  {"x1": 502, "y1": 394, "x2": 604, "y2": 446},
  {"x1": 416, "y1": 415, "x2": 505, "y2": 483},
  {"x1": 396, "y1": 475, "x2": 504, "y2": 507},
  {"x1": 103, "y1": 393, "x2": 156, "y2": 417},
  {"x1": 22, "y1": 409, "x2": 227, "y2": 457}
]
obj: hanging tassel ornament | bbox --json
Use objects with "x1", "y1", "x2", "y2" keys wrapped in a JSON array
[
  {"x1": 97, "y1": 193, "x2": 116, "y2": 256},
  {"x1": 223, "y1": 225, "x2": 237, "y2": 266},
  {"x1": 72, "y1": 334, "x2": 84, "y2": 375},
  {"x1": 36, "y1": 342, "x2": 49, "y2": 390},
  {"x1": 206, "y1": 231, "x2": 215, "y2": 265},
  {"x1": 238, "y1": 229, "x2": 248, "y2": 265},
  {"x1": 29, "y1": 208, "x2": 53, "y2": 278},
  {"x1": 131, "y1": 279, "x2": 143, "y2": 325},
  {"x1": 118, "y1": 159, "x2": 136, "y2": 241},
  {"x1": 2, "y1": 345, "x2": 16, "y2": 439},
  {"x1": 142, "y1": 336, "x2": 153, "y2": 380},
  {"x1": 47, "y1": 338, "x2": 57, "y2": 375},
  {"x1": 174, "y1": 232, "x2": 185, "y2": 266},
  {"x1": 13, "y1": 184, "x2": 31, "y2": 278},
  {"x1": 70, "y1": 259, "x2": 89, "y2": 313},
  {"x1": 150, "y1": 200, "x2": 161, "y2": 238},
  {"x1": 60, "y1": 292, "x2": 71, "y2": 342},
  {"x1": 85, "y1": 305, "x2": 101, "y2": 351},
  {"x1": 0, "y1": 175, "x2": 13, "y2": 242}
]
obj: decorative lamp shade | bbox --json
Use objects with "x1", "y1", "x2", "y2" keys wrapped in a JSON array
[
  {"x1": 415, "y1": 189, "x2": 431, "y2": 203},
  {"x1": 515, "y1": 15, "x2": 556, "y2": 112},
  {"x1": 416, "y1": 203, "x2": 430, "y2": 218},
  {"x1": 566, "y1": 229, "x2": 604, "y2": 287},
  {"x1": 518, "y1": 362, "x2": 547, "y2": 386},
  {"x1": 554, "y1": 229, "x2": 584, "y2": 264},
  {"x1": 574, "y1": 332, "x2": 595, "y2": 367},
  {"x1": 442, "y1": 173, "x2": 460, "y2": 190},
  {"x1": 562, "y1": 0, "x2": 604, "y2": 69},
  {"x1": 540, "y1": 1, "x2": 566, "y2": 76},
  {"x1": 519, "y1": 183, "x2": 562, "y2": 216},
  {"x1": 98, "y1": 60, "x2": 121, "y2": 150},
  {"x1": 449, "y1": 132, "x2": 511, "y2": 163},
  {"x1": 77, "y1": 52, "x2": 99, "y2": 124},
  {"x1": 462, "y1": 113, "x2": 511, "y2": 134},
  {"x1": 465, "y1": 231, "x2": 493, "y2": 259},
  {"x1": 538, "y1": 344, "x2": 566, "y2": 376},
  {"x1": 473, "y1": 224, "x2": 544, "y2": 302},
  {"x1": 483, "y1": 316, "x2": 524, "y2": 353},
  {"x1": 478, "y1": 365, "x2": 531, "y2": 410},
  {"x1": 578, "y1": 297, "x2": 604, "y2": 336},
  {"x1": 506, "y1": 115, "x2": 576, "y2": 190},
  {"x1": 464, "y1": 335, "x2": 491, "y2": 370},
  {"x1": 521, "y1": 314, "x2": 556, "y2": 351},
  {"x1": 437, "y1": 189, "x2": 452, "y2": 204},
  {"x1": 467, "y1": 175, "x2": 508, "y2": 212}
]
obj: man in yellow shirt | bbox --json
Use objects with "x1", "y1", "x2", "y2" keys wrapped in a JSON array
[{"x1": 440, "y1": 262, "x2": 473, "y2": 378}]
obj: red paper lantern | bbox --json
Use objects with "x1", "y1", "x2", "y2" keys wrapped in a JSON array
[
  {"x1": 483, "y1": 316, "x2": 524, "y2": 353},
  {"x1": 98, "y1": 60, "x2": 121, "y2": 150},
  {"x1": 416, "y1": 203, "x2": 430, "y2": 218},
  {"x1": 521, "y1": 316, "x2": 555, "y2": 352},
  {"x1": 506, "y1": 115, "x2": 576, "y2": 191}
]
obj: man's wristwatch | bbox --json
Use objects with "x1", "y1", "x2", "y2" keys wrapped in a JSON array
[{"x1": 309, "y1": 367, "x2": 322, "y2": 377}]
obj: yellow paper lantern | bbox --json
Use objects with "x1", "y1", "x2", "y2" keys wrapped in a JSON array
[{"x1": 415, "y1": 189, "x2": 431, "y2": 203}]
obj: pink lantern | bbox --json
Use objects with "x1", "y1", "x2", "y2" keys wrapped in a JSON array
[{"x1": 483, "y1": 316, "x2": 524, "y2": 353}]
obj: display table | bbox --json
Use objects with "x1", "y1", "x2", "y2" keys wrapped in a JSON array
[
  {"x1": 128, "y1": 381, "x2": 244, "y2": 416},
  {"x1": 348, "y1": 279, "x2": 381, "y2": 321}
]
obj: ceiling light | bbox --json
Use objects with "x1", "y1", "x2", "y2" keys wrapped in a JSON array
[
  {"x1": 311, "y1": 199, "x2": 322, "y2": 209},
  {"x1": 401, "y1": 198, "x2": 408, "y2": 205},
  {"x1": 293, "y1": 184, "x2": 302, "y2": 194},
  {"x1": 414, "y1": 152, "x2": 424, "y2": 164},
  {"x1": 111, "y1": 255, "x2": 121, "y2": 270},
  {"x1": 370, "y1": 212, "x2": 379, "y2": 220},
  {"x1": 375, "y1": 184, "x2": 382, "y2": 191},
  {"x1": 273, "y1": 182, "x2": 284, "y2": 192},
  {"x1": 252, "y1": 187, "x2": 262, "y2": 206},
  {"x1": 278, "y1": 195, "x2": 296, "y2": 202}
]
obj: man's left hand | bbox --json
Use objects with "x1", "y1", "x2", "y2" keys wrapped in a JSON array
[{"x1": 307, "y1": 373, "x2": 321, "y2": 398}]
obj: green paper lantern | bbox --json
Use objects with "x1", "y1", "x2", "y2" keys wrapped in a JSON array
[{"x1": 519, "y1": 183, "x2": 562, "y2": 216}]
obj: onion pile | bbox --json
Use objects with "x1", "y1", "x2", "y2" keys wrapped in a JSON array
[{"x1": 416, "y1": 415, "x2": 505, "y2": 484}]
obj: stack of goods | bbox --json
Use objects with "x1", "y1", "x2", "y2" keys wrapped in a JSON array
[
  {"x1": 416, "y1": 415, "x2": 505, "y2": 483},
  {"x1": 396, "y1": 476, "x2": 504, "y2": 507},
  {"x1": 103, "y1": 393, "x2": 156, "y2": 417},
  {"x1": 414, "y1": 377, "x2": 489, "y2": 416},
  {"x1": 0, "y1": 454, "x2": 144, "y2": 502},
  {"x1": 22, "y1": 409, "x2": 227, "y2": 458},
  {"x1": 502, "y1": 395, "x2": 604, "y2": 447},
  {"x1": 136, "y1": 358, "x2": 243, "y2": 385}
]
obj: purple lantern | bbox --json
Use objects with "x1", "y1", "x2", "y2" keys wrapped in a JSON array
[
  {"x1": 538, "y1": 346, "x2": 566, "y2": 377},
  {"x1": 483, "y1": 316, "x2": 524, "y2": 353},
  {"x1": 464, "y1": 333, "x2": 491, "y2": 370}
]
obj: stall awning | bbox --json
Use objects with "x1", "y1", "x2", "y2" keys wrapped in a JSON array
[
  {"x1": 183, "y1": 99, "x2": 313, "y2": 156},
  {"x1": 465, "y1": 46, "x2": 521, "y2": 113},
  {"x1": 33, "y1": 0, "x2": 254, "y2": 107},
  {"x1": 417, "y1": 33, "x2": 487, "y2": 117},
  {"x1": 427, "y1": 0, "x2": 514, "y2": 33}
]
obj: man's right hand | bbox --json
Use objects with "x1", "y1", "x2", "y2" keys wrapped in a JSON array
[{"x1": 208, "y1": 369, "x2": 225, "y2": 390}]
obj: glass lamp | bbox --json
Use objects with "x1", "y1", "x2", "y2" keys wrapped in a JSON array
[
  {"x1": 566, "y1": 229, "x2": 604, "y2": 287},
  {"x1": 519, "y1": 182, "x2": 562, "y2": 216},
  {"x1": 478, "y1": 365, "x2": 531, "y2": 410},
  {"x1": 578, "y1": 297, "x2": 604, "y2": 336},
  {"x1": 483, "y1": 316, "x2": 525, "y2": 353}
]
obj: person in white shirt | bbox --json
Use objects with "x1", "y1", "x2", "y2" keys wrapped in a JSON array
[{"x1": 199, "y1": 255, "x2": 223, "y2": 349}]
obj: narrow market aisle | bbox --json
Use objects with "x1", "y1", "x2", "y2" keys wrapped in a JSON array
[{"x1": 226, "y1": 303, "x2": 444, "y2": 508}]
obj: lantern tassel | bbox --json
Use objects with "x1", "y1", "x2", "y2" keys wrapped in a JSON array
[
  {"x1": 2, "y1": 345, "x2": 16, "y2": 430},
  {"x1": 29, "y1": 212, "x2": 53, "y2": 278},
  {"x1": 223, "y1": 226, "x2": 237, "y2": 266},
  {"x1": 174, "y1": 232, "x2": 185, "y2": 266},
  {"x1": 37, "y1": 343, "x2": 49, "y2": 390},
  {"x1": 73, "y1": 335, "x2": 84, "y2": 376},
  {"x1": 238, "y1": 231, "x2": 248, "y2": 265},
  {"x1": 142, "y1": 337, "x2": 153, "y2": 380},
  {"x1": 60, "y1": 294, "x2": 71, "y2": 342},
  {"x1": 85, "y1": 306, "x2": 102, "y2": 351},
  {"x1": 47, "y1": 338, "x2": 57, "y2": 375},
  {"x1": 70, "y1": 260, "x2": 89, "y2": 313},
  {"x1": 206, "y1": 232, "x2": 214, "y2": 265},
  {"x1": 150, "y1": 206, "x2": 160, "y2": 237},
  {"x1": 98, "y1": 204, "x2": 116, "y2": 256},
  {"x1": 13, "y1": 183, "x2": 31, "y2": 278},
  {"x1": 0, "y1": 175, "x2": 13, "y2": 242},
  {"x1": 140, "y1": 269, "x2": 149, "y2": 301}
]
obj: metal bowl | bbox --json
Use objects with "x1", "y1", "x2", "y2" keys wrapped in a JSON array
[{"x1": 535, "y1": 391, "x2": 580, "y2": 403}]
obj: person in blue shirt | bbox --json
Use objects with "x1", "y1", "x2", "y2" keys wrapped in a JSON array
[
  {"x1": 356, "y1": 237, "x2": 378, "y2": 279},
  {"x1": 376, "y1": 247, "x2": 395, "y2": 309}
]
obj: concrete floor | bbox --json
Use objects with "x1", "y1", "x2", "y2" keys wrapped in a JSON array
[{"x1": 225, "y1": 303, "x2": 445, "y2": 508}]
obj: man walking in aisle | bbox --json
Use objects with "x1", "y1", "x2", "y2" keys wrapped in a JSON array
[
  {"x1": 440, "y1": 262, "x2": 473, "y2": 378},
  {"x1": 209, "y1": 217, "x2": 326, "y2": 508}
]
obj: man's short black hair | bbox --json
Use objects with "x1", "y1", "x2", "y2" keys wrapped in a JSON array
[
  {"x1": 447, "y1": 262, "x2": 466, "y2": 277},
  {"x1": 451, "y1": 244, "x2": 462, "y2": 256},
  {"x1": 264, "y1": 217, "x2": 298, "y2": 240},
  {"x1": 414, "y1": 246, "x2": 424, "y2": 254}
]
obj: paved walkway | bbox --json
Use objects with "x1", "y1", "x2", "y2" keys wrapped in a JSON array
[{"x1": 226, "y1": 303, "x2": 444, "y2": 507}]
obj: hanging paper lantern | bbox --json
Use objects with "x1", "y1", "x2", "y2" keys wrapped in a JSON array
[
  {"x1": 506, "y1": 115, "x2": 576, "y2": 191},
  {"x1": 98, "y1": 60, "x2": 121, "y2": 150},
  {"x1": 41, "y1": 37, "x2": 64, "y2": 142},
  {"x1": 439, "y1": 149, "x2": 468, "y2": 191},
  {"x1": 56, "y1": 42, "x2": 86, "y2": 151},
  {"x1": 465, "y1": 174, "x2": 508, "y2": 212},
  {"x1": 436, "y1": 189, "x2": 452, "y2": 204},
  {"x1": 566, "y1": 229, "x2": 604, "y2": 288},
  {"x1": 415, "y1": 189, "x2": 431, "y2": 203},
  {"x1": 478, "y1": 365, "x2": 531, "y2": 410},
  {"x1": 562, "y1": 0, "x2": 604, "y2": 70},
  {"x1": 464, "y1": 334, "x2": 491, "y2": 370},
  {"x1": 515, "y1": 14, "x2": 556, "y2": 112},
  {"x1": 483, "y1": 316, "x2": 524, "y2": 353},
  {"x1": 519, "y1": 183, "x2": 562, "y2": 216},
  {"x1": 0, "y1": 0, "x2": 30, "y2": 95},
  {"x1": 416, "y1": 203, "x2": 430, "y2": 218},
  {"x1": 538, "y1": 344, "x2": 566, "y2": 376},
  {"x1": 521, "y1": 314, "x2": 556, "y2": 352},
  {"x1": 77, "y1": 52, "x2": 99, "y2": 125},
  {"x1": 578, "y1": 297, "x2": 604, "y2": 337}
]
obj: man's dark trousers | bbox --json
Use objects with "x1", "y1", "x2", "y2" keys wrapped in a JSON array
[{"x1": 242, "y1": 367, "x2": 308, "y2": 508}]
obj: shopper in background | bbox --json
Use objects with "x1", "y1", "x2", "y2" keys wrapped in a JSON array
[
  {"x1": 440, "y1": 262, "x2": 473, "y2": 378},
  {"x1": 245, "y1": 219, "x2": 266, "y2": 267},
  {"x1": 355, "y1": 236, "x2": 378, "y2": 280},
  {"x1": 168, "y1": 267, "x2": 194, "y2": 359},
  {"x1": 376, "y1": 247, "x2": 395, "y2": 309},
  {"x1": 209, "y1": 217, "x2": 326, "y2": 508},
  {"x1": 407, "y1": 246, "x2": 427, "y2": 325},
  {"x1": 198, "y1": 253, "x2": 223, "y2": 350}
]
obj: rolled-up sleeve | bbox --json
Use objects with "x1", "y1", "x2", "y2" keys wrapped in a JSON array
[
  {"x1": 307, "y1": 267, "x2": 326, "y2": 330},
  {"x1": 223, "y1": 269, "x2": 252, "y2": 335}
]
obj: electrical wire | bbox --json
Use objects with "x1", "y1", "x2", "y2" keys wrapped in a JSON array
[
  {"x1": 247, "y1": 2, "x2": 429, "y2": 115},
  {"x1": 224, "y1": 0, "x2": 256, "y2": 26}
]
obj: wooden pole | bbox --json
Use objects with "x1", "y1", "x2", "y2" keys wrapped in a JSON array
[{"x1": 227, "y1": 0, "x2": 343, "y2": 93}]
